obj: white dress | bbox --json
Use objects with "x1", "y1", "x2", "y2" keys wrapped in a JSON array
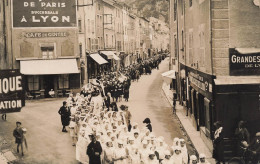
[
  {"x1": 103, "y1": 147, "x2": 115, "y2": 164},
  {"x1": 172, "y1": 154, "x2": 183, "y2": 164},
  {"x1": 114, "y1": 148, "x2": 128, "y2": 164},
  {"x1": 129, "y1": 151, "x2": 141, "y2": 164},
  {"x1": 76, "y1": 135, "x2": 89, "y2": 164}
]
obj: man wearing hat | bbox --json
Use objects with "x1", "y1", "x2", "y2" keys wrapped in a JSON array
[{"x1": 87, "y1": 134, "x2": 103, "y2": 164}]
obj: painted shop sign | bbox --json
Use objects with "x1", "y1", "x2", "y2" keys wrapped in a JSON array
[
  {"x1": 24, "y1": 32, "x2": 68, "y2": 38},
  {"x1": 0, "y1": 70, "x2": 25, "y2": 114},
  {"x1": 230, "y1": 48, "x2": 260, "y2": 75},
  {"x1": 12, "y1": 0, "x2": 77, "y2": 28},
  {"x1": 187, "y1": 67, "x2": 213, "y2": 99}
]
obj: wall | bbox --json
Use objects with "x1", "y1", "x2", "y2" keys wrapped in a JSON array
[
  {"x1": 12, "y1": 29, "x2": 79, "y2": 60},
  {"x1": 211, "y1": 0, "x2": 230, "y2": 76},
  {"x1": 184, "y1": 0, "x2": 211, "y2": 74}
]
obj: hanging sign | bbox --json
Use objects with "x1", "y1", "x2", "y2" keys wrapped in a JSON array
[{"x1": 0, "y1": 70, "x2": 25, "y2": 114}]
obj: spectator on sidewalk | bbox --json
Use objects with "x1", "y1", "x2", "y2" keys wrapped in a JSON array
[
  {"x1": 13, "y1": 121, "x2": 25, "y2": 156},
  {"x1": 213, "y1": 121, "x2": 225, "y2": 164},
  {"x1": 1, "y1": 113, "x2": 6, "y2": 121},
  {"x1": 58, "y1": 101, "x2": 71, "y2": 132},
  {"x1": 234, "y1": 120, "x2": 250, "y2": 156}
]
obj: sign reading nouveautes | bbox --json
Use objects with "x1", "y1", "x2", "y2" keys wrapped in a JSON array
[
  {"x1": 12, "y1": 0, "x2": 77, "y2": 28},
  {"x1": 0, "y1": 70, "x2": 25, "y2": 114},
  {"x1": 230, "y1": 48, "x2": 260, "y2": 75}
]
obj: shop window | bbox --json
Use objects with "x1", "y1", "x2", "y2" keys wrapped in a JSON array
[
  {"x1": 69, "y1": 74, "x2": 80, "y2": 89},
  {"x1": 189, "y1": 0, "x2": 192, "y2": 7},
  {"x1": 174, "y1": 34, "x2": 178, "y2": 59},
  {"x1": 78, "y1": 19, "x2": 82, "y2": 32},
  {"x1": 188, "y1": 30, "x2": 193, "y2": 65},
  {"x1": 28, "y1": 75, "x2": 39, "y2": 91},
  {"x1": 79, "y1": 43, "x2": 82, "y2": 58},
  {"x1": 41, "y1": 44, "x2": 55, "y2": 59},
  {"x1": 174, "y1": 0, "x2": 177, "y2": 21},
  {"x1": 59, "y1": 75, "x2": 69, "y2": 89}
]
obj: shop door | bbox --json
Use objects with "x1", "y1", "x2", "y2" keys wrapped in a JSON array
[
  {"x1": 198, "y1": 93, "x2": 205, "y2": 127},
  {"x1": 204, "y1": 98, "x2": 212, "y2": 138},
  {"x1": 43, "y1": 75, "x2": 54, "y2": 97},
  {"x1": 195, "y1": 92, "x2": 200, "y2": 128}
]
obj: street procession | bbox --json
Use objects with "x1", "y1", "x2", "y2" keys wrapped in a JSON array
[
  {"x1": 1, "y1": 0, "x2": 260, "y2": 164},
  {"x1": 59, "y1": 60, "x2": 205, "y2": 164}
]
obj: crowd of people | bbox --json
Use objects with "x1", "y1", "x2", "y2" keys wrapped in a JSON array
[{"x1": 58, "y1": 59, "x2": 210, "y2": 164}]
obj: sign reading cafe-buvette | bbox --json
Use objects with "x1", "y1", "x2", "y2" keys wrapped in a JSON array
[
  {"x1": 0, "y1": 70, "x2": 25, "y2": 114},
  {"x1": 12, "y1": 0, "x2": 77, "y2": 28}
]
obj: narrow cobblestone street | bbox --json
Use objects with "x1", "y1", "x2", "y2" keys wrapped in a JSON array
[{"x1": 0, "y1": 58, "x2": 197, "y2": 164}]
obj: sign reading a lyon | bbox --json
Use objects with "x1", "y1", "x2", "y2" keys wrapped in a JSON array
[
  {"x1": 0, "y1": 70, "x2": 25, "y2": 114},
  {"x1": 12, "y1": 0, "x2": 77, "y2": 28}
]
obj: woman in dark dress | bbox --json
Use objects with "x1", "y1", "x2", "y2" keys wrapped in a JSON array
[
  {"x1": 58, "y1": 101, "x2": 71, "y2": 132},
  {"x1": 143, "y1": 118, "x2": 152, "y2": 132},
  {"x1": 123, "y1": 82, "x2": 129, "y2": 102},
  {"x1": 213, "y1": 121, "x2": 225, "y2": 164}
]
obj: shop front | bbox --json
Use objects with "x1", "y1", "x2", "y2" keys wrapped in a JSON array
[
  {"x1": 87, "y1": 53, "x2": 109, "y2": 79},
  {"x1": 213, "y1": 48, "x2": 260, "y2": 139},
  {"x1": 186, "y1": 67, "x2": 215, "y2": 147},
  {"x1": 20, "y1": 59, "x2": 80, "y2": 98}
]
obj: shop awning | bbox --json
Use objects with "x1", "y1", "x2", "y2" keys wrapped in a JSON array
[
  {"x1": 89, "y1": 53, "x2": 108, "y2": 65},
  {"x1": 20, "y1": 59, "x2": 79, "y2": 75},
  {"x1": 161, "y1": 70, "x2": 176, "y2": 84},
  {"x1": 101, "y1": 51, "x2": 121, "y2": 60},
  {"x1": 214, "y1": 76, "x2": 260, "y2": 85}
]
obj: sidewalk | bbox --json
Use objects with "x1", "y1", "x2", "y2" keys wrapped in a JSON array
[{"x1": 162, "y1": 82, "x2": 216, "y2": 164}]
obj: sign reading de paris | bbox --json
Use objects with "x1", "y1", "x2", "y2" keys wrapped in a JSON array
[{"x1": 12, "y1": 0, "x2": 77, "y2": 28}]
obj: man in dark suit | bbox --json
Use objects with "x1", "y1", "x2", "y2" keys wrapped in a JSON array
[
  {"x1": 87, "y1": 134, "x2": 102, "y2": 164},
  {"x1": 58, "y1": 101, "x2": 71, "y2": 132}
]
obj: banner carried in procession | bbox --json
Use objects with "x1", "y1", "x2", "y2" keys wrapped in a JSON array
[
  {"x1": 12, "y1": 0, "x2": 77, "y2": 28},
  {"x1": 0, "y1": 70, "x2": 25, "y2": 114}
]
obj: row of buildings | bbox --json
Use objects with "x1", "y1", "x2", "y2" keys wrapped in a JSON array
[
  {"x1": 169, "y1": 0, "x2": 260, "y2": 160},
  {"x1": 0, "y1": 0, "x2": 169, "y2": 98}
]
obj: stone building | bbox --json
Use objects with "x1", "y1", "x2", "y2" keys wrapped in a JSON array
[{"x1": 170, "y1": 0, "x2": 260, "y2": 158}]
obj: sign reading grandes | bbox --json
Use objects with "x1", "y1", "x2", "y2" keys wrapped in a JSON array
[{"x1": 12, "y1": 0, "x2": 77, "y2": 28}]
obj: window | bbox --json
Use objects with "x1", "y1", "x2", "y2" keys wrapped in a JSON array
[
  {"x1": 106, "y1": 34, "x2": 108, "y2": 47},
  {"x1": 41, "y1": 44, "x2": 55, "y2": 59},
  {"x1": 181, "y1": 0, "x2": 184, "y2": 15},
  {"x1": 174, "y1": 0, "x2": 177, "y2": 21},
  {"x1": 98, "y1": 3, "x2": 100, "y2": 10},
  {"x1": 88, "y1": 38, "x2": 91, "y2": 50},
  {"x1": 199, "y1": 24, "x2": 205, "y2": 67},
  {"x1": 78, "y1": 19, "x2": 82, "y2": 32},
  {"x1": 189, "y1": 0, "x2": 192, "y2": 7},
  {"x1": 112, "y1": 35, "x2": 114, "y2": 47},
  {"x1": 87, "y1": 19, "x2": 90, "y2": 33},
  {"x1": 59, "y1": 75, "x2": 69, "y2": 89},
  {"x1": 28, "y1": 76, "x2": 39, "y2": 91},
  {"x1": 79, "y1": 43, "x2": 82, "y2": 58},
  {"x1": 174, "y1": 35, "x2": 178, "y2": 59},
  {"x1": 188, "y1": 30, "x2": 193, "y2": 65},
  {"x1": 91, "y1": 20, "x2": 94, "y2": 33}
]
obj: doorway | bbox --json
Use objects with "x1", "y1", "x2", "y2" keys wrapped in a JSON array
[{"x1": 43, "y1": 75, "x2": 54, "y2": 97}]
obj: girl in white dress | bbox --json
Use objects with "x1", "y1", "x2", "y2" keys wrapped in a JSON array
[
  {"x1": 103, "y1": 140, "x2": 115, "y2": 164},
  {"x1": 113, "y1": 140, "x2": 128, "y2": 164}
]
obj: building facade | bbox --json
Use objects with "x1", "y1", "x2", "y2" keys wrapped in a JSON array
[
  {"x1": 9, "y1": 0, "x2": 80, "y2": 98},
  {"x1": 170, "y1": 0, "x2": 260, "y2": 157}
]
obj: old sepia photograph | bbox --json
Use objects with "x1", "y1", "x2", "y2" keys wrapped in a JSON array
[{"x1": 0, "y1": 0, "x2": 260, "y2": 164}]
